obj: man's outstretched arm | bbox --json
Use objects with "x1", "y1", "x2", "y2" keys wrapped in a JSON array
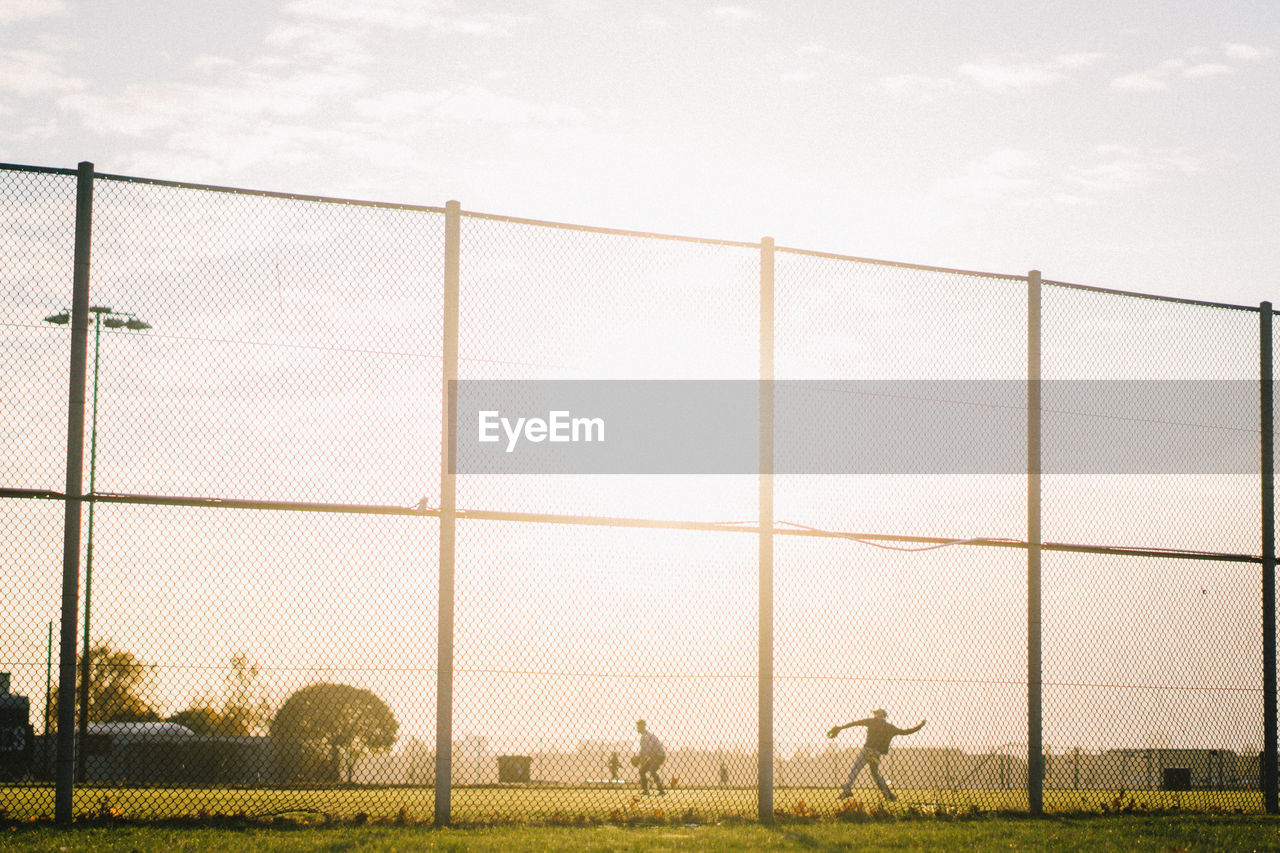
[
  {"x1": 897, "y1": 720, "x2": 927, "y2": 736},
  {"x1": 826, "y1": 718, "x2": 875, "y2": 738}
]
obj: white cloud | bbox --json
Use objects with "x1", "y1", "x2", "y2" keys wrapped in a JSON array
[
  {"x1": 264, "y1": 22, "x2": 372, "y2": 66},
  {"x1": 1111, "y1": 70, "x2": 1169, "y2": 92},
  {"x1": 958, "y1": 53, "x2": 1104, "y2": 91},
  {"x1": 1114, "y1": 45, "x2": 1269, "y2": 92},
  {"x1": 960, "y1": 60, "x2": 1065, "y2": 90},
  {"x1": 445, "y1": 16, "x2": 523, "y2": 36},
  {"x1": 935, "y1": 145, "x2": 1206, "y2": 209},
  {"x1": 935, "y1": 148, "x2": 1041, "y2": 203},
  {"x1": 32, "y1": 5, "x2": 574, "y2": 193},
  {"x1": 58, "y1": 64, "x2": 367, "y2": 139},
  {"x1": 189, "y1": 55, "x2": 237, "y2": 75},
  {"x1": 1223, "y1": 42, "x2": 1274, "y2": 61},
  {"x1": 354, "y1": 85, "x2": 583, "y2": 126},
  {"x1": 1182, "y1": 62, "x2": 1235, "y2": 78},
  {"x1": 780, "y1": 70, "x2": 815, "y2": 83},
  {"x1": 880, "y1": 50, "x2": 1099, "y2": 100},
  {"x1": 1048, "y1": 193, "x2": 1097, "y2": 208},
  {"x1": 55, "y1": 88, "x2": 175, "y2": 137},
  {"x1": 879, "y1": 73, "x2": 960, "y2": 102},
  {"x1": 1054, "y1": 52, "x2": 1107, "y2": 69},
  {"x1": 352, "y1": 90, "x2": 443, "y2": 123},
  {"x1": 0, "y1": 0, "x2": 65, "y2": 25},
  {"x1": 1067, "y1": 145, "x2": 1203, "y2": 193},
  {"x1": 792, "y1": 42, "x2": 864, "y2": 66},
  {"x1": 1111, "y1": 58, "x2": 1186, "y2": 92},
  {"x1": 707, "y1": 6, "x2": 761, "y2": 24},
  {"x1": 283, "y1": 0, "x2": 527, "y2": 35},
  {"x1": 432, "y1": 86, "x2": 584, "y2": 124},
  {"x1": 0, "y1": 47, "x2": 82, "y2": 97},
  {"x1": 0, "y1": 114, "x2": 58, "y2": 146}
]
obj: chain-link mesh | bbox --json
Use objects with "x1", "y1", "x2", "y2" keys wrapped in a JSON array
[
  {"x1": 1, "y1": 166, "x2": 77, "y2": 492},
  {"x1": 456, "y1": 215, "x2": 759, "y2": 523},
  {"x1": 452, "y1": 521, "x2": 757, "y2": 819},
  {"x1": 775, "y1": 537, "x2": 1029, "y2": 813},
  {"x1": 1036, "y1": 285, "x2": 1264, "y2": 810},
  {"x1": 0, "y1": 498, "x2": 61, "y2": 817},
  {"x1": 2, "y1": 166, "x2": 78, "y2": 818},
  {"x1": 449, "y1": 217, "x2": 762, "y2": 818},
  {"x1": 1042, "y1": 552, "x2": 1261, "y2": 810},
  {"x1": 1041, "y1": 284, "x2": 1258, "y2": 555},
  {"x1": 773, "y1": 252, "x2": 1027, "y2": 541},
  {"x1": 87, "y1": 176, "x2": 445, "y2": 504},
  {"x1": 770, "y1": 253, "x2": 1033, "y2": 814},
  {"x1": 0, "y1": 162, "x2": 1272, "y2": 822}
]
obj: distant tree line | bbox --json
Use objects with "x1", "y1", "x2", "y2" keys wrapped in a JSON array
[{"x1": 50, "y1": 642, "x2": 397, "y2": 783}]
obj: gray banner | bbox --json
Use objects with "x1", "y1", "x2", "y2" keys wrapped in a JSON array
[{"x1": 451, "y1": 380, "x2": 1260, "y2": 475}]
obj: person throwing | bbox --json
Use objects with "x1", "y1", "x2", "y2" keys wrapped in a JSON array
[
  {"x1": 634, "y1": 719, "x2": 666, "y2": 796},
  {"x1": 827, "y1": 708, "x2": 925, "y2": 801}
]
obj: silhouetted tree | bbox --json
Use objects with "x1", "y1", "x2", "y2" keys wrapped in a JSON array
[
  {"x1": 269, "y1": 683, "x2": 397, "y2": 783},
  {"x1": 169, "y1": 652, "x2": 272, "y2": 737},
  {"x1": 50, "y1": 643, "x2": 159, "y2": 724},
  {"x1": 218, "y1": 653, "x2": 271, "y2": 736},
  {"x1": 166, "y1": 707, "x2": 220, "y2": 735}
]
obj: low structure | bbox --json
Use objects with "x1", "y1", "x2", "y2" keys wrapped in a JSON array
[
  {"x1": 76, "y1": 722, "x2": 275, "y2": 784},
  {"x1": 0, "y1": 673, "x2": 34, "y2": 780}
]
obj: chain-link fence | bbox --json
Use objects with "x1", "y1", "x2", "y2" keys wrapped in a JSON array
[{"x1": 1, "y1": 161, "x2": 1275, "y2": 823}]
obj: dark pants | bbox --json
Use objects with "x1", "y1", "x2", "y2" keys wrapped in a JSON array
[
  {"x1": 639, "y1": 754, "x2": 666, "y2": 794},
  {"x1": 844, "y1": 747, "x2": 894, "y2": 798}
]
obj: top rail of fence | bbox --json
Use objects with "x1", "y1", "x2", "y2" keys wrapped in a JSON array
[
  {"x1": 2, "y1": 160, "x2": 1268, "y2": 313},
  {"x1": 91, "y1": 169, "x2": 448, "y2": 215},
  {"x1": 773, "y1": 245, "x2": 1030, "y2": 282},
  {"x1": 461, "y1": 209, "x2": 761, "y2": 249},
  {"x1": 0, "y1": 162, "x2": 78, "y2": 177},
  {"x1": 1041, "y1": 277, "x2": 1261, "y2": 313}
]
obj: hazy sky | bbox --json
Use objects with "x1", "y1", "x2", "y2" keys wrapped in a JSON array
[
  {"x1": 1, "y1": 0, "x2": 1277, "y2": 305},
  {"x1": 3, "y1": 2, "x2": 1274, "y2": 765}
]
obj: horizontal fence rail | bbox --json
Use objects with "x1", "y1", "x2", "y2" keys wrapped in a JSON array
[{"x1": 0, "y1": 161, "x2": 1275, "y2": 824}]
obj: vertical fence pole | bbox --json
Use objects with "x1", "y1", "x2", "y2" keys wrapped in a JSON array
[
  {"x1": 758, "y1": 237, "x2": 775, "y2": 821},
  {"x1": 55, "y1": 161, "x2": 94, "y2": 824},
  {"x1": 44, "y1": 620, "x2": 52, "y2": 776},
  {"x1": 1027, "y1": 269, "x2": 1043, "y2": 815},
  {"x1": 1262, "y1": 301, "x2": 1276, "y2": 814},
  {"x1": 435, "y1": 200, "x2": 461, "y2": 826},
  {"x1": 76, "y1": 315, "x2": 102, "y2": 785}
]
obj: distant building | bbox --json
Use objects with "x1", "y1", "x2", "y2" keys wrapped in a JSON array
[
  {"x1": 1097, "y1": 748, "x2": 1250, "y2": 790},
  {"x1": 0, "y1": 673, "x2": 33, "y2": 780},
  {"x1": 66, "y1": 722, "x2": 275, "y2": 784}
]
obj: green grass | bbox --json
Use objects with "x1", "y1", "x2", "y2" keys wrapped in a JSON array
[
  {"x1": 2, "y1": 816, "x2": 1280, "y2": 852},
  {"x1": 0, "y1": 784, "x2": 1264, "y2": 822}
]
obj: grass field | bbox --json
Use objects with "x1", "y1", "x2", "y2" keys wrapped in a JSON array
[
  {"x1": 2, "y1": 815, "x2": 1280, "y2": 852},
  {"x1": 1, "y1": 786, "x2": 1273, "y2": 852},
  {"x1": 0, "y1": 784, "x2": 1263, "y2": 822}
]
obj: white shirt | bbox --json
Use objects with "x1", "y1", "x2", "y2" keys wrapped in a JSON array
[{"x1": 639, "y1": 730, "x2": 665, "y2": 760}]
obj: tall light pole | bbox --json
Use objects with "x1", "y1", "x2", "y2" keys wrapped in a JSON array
[{"x1": 44, "y1": 305, "x2": 151, "y2": 782}]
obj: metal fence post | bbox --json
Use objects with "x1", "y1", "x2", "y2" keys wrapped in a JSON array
[
  {"x1": 1262, "y1": 301, "x2": 1276, "y2": 814},
  {"x1": 55, "y1": 161, "x2": 94, "y2": 824},
  {"x1": 435, "y1": 200, "x2": 461, "y2": 826},
  {"x1": 758, "y1": 236, "x2": 775, "y2": 822},
  {"x1": 1027, "y1": 269, "x2": 1043, "y2": 815}
]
